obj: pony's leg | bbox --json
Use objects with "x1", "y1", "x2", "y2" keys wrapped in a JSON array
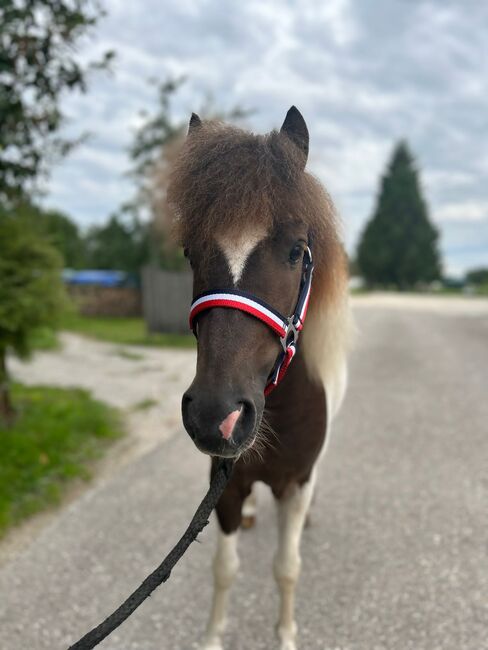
[
  {"x1": 201, "y1": 529, "x2": 239, "y2": 650},
  {"x1": 273, "y1": 468, "x2": 317, "y2": 650},
  {"x1": 201, "y1": 480, "x2": 245, "y2": 650},
  {"x1": 241, "y1": 485, "x2": 257, "y2": 529}
]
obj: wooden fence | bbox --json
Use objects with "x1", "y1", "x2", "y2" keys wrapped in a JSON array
[{"x1": 142, "y1": 266, "x2": 193, "y2": 333}]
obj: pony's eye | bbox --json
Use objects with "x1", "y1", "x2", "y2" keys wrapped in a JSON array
[{"x1": 289, "y1": 243, "x2": 303, "y2": 265}]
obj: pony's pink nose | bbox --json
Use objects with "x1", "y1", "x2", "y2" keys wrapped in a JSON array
[{"x1": 219, "y1": 408, "x2": 242, "y2": 440}]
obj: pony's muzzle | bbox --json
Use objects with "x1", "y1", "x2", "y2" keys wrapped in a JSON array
[{"x1": 182, "y1": 389, "x2": 257, "y2": 457}]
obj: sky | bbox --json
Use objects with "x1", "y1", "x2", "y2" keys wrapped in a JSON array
[{"x1": 42, "y1": 0, "x2": 488, "y2": 276}]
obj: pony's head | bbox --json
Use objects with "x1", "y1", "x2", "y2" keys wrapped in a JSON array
[{"x1": 168, "y1": 107, "x2": 345, "y2": 458}]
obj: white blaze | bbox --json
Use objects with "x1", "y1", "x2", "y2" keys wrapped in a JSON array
[{"x1": 217, "y1": 226, "x2": 267, "y2": 285}]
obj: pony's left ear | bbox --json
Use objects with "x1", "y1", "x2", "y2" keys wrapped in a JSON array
[
  {"x1": 280, "y1": 106, "x2": 309, "y2": 168},
  {"x1": 188, "y1": 112, "x2": 202, "y2": 134}
]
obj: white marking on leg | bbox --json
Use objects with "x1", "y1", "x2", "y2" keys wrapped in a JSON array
[
  {"x1": 241, "y1": 485, "x2": 257, "y2": 529},
  {"x1": 242, "y1": 486, "x2": 257, "y2": 518},
  {"x1": 201, "y1": 530, "x2": 239, "y2": 650},
  {"x1": 274, "y1": 467, "x2": 317, "y2": 650},
  {"x1": 216, "y1": 226, "x2": 267, "y2": 285}
]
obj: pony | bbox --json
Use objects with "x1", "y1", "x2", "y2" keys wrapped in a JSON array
[{"x1": 168, "y1": 106, "x2": 352, "y2": 650}]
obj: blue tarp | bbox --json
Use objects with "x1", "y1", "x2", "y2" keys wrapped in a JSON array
[{"x1": 63, "y1": 270, "x2": 129, "y2": 287}]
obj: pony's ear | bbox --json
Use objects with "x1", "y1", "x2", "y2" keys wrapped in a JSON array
[
  {"x1": 280, "y1": 106, "x2": 309, "y2": 168},
  {"x1": 188, "y1": 112, "x2": 202, "y2": 134}
]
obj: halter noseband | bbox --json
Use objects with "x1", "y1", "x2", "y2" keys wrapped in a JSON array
[{"x1": 189, "y1": 246, "x2": 314, "y2": 396}]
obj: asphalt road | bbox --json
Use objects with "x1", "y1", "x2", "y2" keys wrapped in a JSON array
[{"x1": 1, "y1": 303, "x2": 487, "y2": 650}]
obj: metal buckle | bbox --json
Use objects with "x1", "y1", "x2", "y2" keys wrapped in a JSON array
[{"x1": 280, "y1": 316, "x2": 299, "y2": 352}]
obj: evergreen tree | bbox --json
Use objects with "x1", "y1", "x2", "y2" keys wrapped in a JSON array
[
  {"x1": 357, "y1": 141, "x2": 441, "y2": 288},
  {"x1": 84, "y1": 214, "x2": 150, "y2": 276}
]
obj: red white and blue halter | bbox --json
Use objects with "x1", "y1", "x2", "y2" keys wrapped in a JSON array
[{"x1": 189, "y1": 246, "x2": 314, "y2": 396}]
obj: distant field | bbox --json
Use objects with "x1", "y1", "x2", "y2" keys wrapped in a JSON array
[
  {"x1": 0, "y1": 384, "x2": 123, "y2": 537},
  {"x1": 61, "y1": 313, "x2": 195, "y2": 348}
]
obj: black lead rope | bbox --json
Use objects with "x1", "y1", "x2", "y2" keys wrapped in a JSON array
[{"x1": 68, "y1": 458, "x2": 234, "y2": 650}]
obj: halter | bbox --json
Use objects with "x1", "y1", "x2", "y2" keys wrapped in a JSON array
[{"x1": 189, "y1": 246, "x2": 314, "y2": 396}]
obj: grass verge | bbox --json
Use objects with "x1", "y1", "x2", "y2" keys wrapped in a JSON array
[
  {"x1": 61, "y1": 313, "x2": 195, "y2": 348},
  {"x1": 0, "y1": 384, "x2": 124, "y2": 537}
]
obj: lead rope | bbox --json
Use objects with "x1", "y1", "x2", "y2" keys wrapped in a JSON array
[{"x1": 68, "y1": 458, "x2": 234, "y2": 650}]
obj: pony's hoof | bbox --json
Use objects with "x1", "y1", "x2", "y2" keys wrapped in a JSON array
[
  {"x1": 276, "y1": 621, "x2": 297, "y2": 650},
  {"x1": 279, "y1": 640, "x2": 297, "y2": 650},
  {"x1": 241, "y1": 514, "x2": 256, "y2": 529}
]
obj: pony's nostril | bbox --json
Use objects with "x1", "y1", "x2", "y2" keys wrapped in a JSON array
[
  {"x1": 182, "y1": 392, "x2": 193, "y2": 409},
  {"x1": 239, "y1": 399, "x2": 256, "y2": 434},
  {"x1": 219, "y1": 407, "x2": 242, "y2": 440},
  {"x1": 181, "y1": 392, "x2": 196, "y2": 440}
]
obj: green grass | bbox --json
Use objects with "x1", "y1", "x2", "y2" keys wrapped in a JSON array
[
  {"x1": 0, "y1": 384, "x2": 124, "y2": 537},
  {"x1": 29, "y1": 326, "x2": 60, "y2": 351},
  {"x1": 61, "y1": 313, "x2": 195, "y2": 348},
  {"x1": 474, "y1": 283, "x2": 488, "y2": 296}
]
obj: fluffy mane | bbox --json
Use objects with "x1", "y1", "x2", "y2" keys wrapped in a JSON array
[{"x1": 168, "y1": 120, "x2": 353, "y2": 417}]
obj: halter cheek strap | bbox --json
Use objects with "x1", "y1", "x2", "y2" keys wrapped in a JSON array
[{"x1": 189, "y1": 246, "x2": 314, "y2": 396}]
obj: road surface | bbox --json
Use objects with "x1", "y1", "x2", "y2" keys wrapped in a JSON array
[{"x1": 0, "y1": 297, "x2": 487, "y2": 649}]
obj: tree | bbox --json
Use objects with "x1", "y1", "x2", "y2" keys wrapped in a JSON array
[
  {"x1": 0, "y1": 211, "x2": 66, "y2": 421},
  {"x1": 84, "y1": 214, "x2": 150, "y2": 276},
  {"x1": 38, "y1": 208, "x2": 86, "y2": 268},
  {"x1": 12, "y1": 202, "x2": 86, "y2": 267},
  {"x1": 0, "y1": 0, "x2": 113, "y2": 205},
  {"x1": 125, "y1": 77, "x2": 251, "y2": 270},
  {"x1": 356, "y1": 141, "x2": 441, "y2": 289},
  {"x1": 0, "y1": 1, "x2": 111, "y2": 423},
  {"x1": 465, "y1": 267, "x2": 488, "y2": 286}
]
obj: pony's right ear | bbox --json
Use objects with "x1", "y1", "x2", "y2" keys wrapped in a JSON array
[{"x1": 188, "y1": 112, "x2": 202, "y2": 134}]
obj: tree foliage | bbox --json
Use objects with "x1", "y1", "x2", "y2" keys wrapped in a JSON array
[
  {"x1": 0, "y1": 1, "x2": 111, "y2": 422},
  {"x1": 125, "y1": 77, "x2": 251, "y2": 270},
  {"x1": 465, "y1": 267, "x2": 488, "y2": 286},
  {"x1": 128, "y1": 77, "x2": 250, "y2": 185},
  {"x1": 84, "y1": 214, "x2": 151, "y2": 276},
  {"x1": 357, "y1": 141, "x2": 441, "y2": 289},
  {"x1": 13, "y1": 202, "x2": 86, "y2": 268},
  {"x1": 0, "y1": 210, "x2": 66, "y2": 420},
  {"x1": 38, "y1": 207, "x2": 86, "y2": 268},
  {"x1": 0, "y1": 0, "x2": 113, "y2": 204}
]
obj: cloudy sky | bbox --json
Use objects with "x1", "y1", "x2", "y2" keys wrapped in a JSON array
[{"x1": 43, "y1": 0, "x2": 488, "y2": 275}]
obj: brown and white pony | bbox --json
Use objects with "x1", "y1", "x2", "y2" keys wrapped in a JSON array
[{"x1": 168, "y1": 107, "x2": 352, "y2": 650}]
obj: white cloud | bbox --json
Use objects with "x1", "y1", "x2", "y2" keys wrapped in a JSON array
[{"x1": 435, "y1": 201, "x2": 488, "y2": 223}]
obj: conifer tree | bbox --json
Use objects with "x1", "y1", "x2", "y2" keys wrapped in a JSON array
[{"x1": 357, "y1": 141, "x2": 441, "y2": 288}]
